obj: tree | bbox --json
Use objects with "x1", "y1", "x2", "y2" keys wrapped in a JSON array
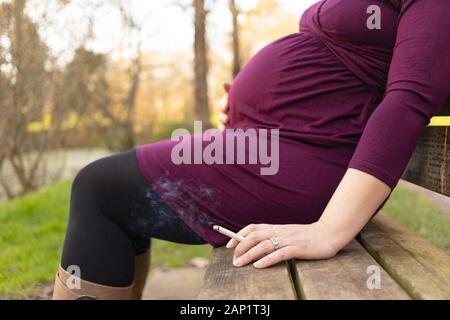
[
  {"x1": 193, "y1": 0, "x2": 211, "y2": 127},
  {"x1": 91, "y1": 0, "x2": 152, "y2": 152},
  {"x1": 230, "y1": 0, "x2": 241, "y2": 78},
  {"x1": 240, "y1": 0, "x2": 297, "y2": 63},
  {"x1": 53, "y1": 46, "x2": 110, "y2": 144},
  {"x1": 0, "y1": 0, "x2": 65, "y2": 198}
]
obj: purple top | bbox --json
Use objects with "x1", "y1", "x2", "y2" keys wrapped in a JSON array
[{"x1": 137, "y1": 0, "x2": 450, "y2": 246}]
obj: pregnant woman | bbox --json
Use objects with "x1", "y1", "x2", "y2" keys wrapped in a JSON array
[{"x1": 53, "y1": 0, "x2": 450, "y2": 300}]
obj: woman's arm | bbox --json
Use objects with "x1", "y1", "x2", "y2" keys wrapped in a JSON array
[
  {"x1": 320, "y1": 0, "x2": 450, "y2": 255},
  {"x1": 227, "y1": 168, "x2": 390, "y2": 268},
  {"x1": 316, "y1": 168, "x2": 391, "y2": 255}
]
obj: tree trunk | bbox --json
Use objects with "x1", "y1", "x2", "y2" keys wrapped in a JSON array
[
  {"x1": 122, "y1": 51, "x2": 142, "y2": 150},
  {"x1": 230, "y1": 0, "x2": 241, "y2": 78},
  {"x1": 193, "y1": 0, "x2": 210, "y2": 127}
]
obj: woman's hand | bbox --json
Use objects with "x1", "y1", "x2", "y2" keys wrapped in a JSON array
[
  {"x1": 226, "y1": 222, "x2": 338, "y2": 269},
  {"x1": 226, "y1": 169, "x2": 392, "y2": 270},
  {"x1": 218, "y1": 82, "x2": 231, "y2": 131}
]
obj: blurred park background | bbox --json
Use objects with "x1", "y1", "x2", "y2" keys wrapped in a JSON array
[{"x1": 0, "y1": 0, "x2": 448, "y2": 299}]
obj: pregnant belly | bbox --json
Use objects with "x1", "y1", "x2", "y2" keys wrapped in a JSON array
[{"x1": 227, "y1": 31, "x2": 372, "y2": 133}]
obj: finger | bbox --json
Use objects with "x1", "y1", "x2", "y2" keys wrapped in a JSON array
[
  {"x1": 218, "y1": 113, "x2": 229, "y2": 125},
  {"x1": 226, "y1": 224, "x2": 258, "y2": 249},
  {"x1": 223, "y1": 103, "x2": 230, "y2": 113},
  {"x1": 218, "y1": 96, "x2": 229, "y2": 113},
  {"x1": 233, "y1": 240, "x2": 275, "y2": 267},
  {"x1": 218, "y1": 96, "x2": 230, "y2": 113},
  {"x1": 226, "y1": 224, "x2": 270, "y2": 249},
  {"x1": 218, "y1": 123, "x2": 226, "y2": 132},
  {"x1": 226, "y1": 224, "x2": 272, "y2": 249},
  {"x1": 223, "y1": 82, "x2": 231, "y2": 93},
  {"x1": 226, "y1": 239, "x2": 238, "y2": 250},
  {"x1": 253, "y1": 246, "x2": 296, "y2": 269},
  {"x1": 234, "y1": 228, "x2": 277, "y2": 258}
]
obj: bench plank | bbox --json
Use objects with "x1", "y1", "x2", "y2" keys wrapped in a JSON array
[
  {"x1": 292, "y1": 239, "x2": 410, "y2": 300},
  {"x1": 198, "y1": 247, "x2": 296, "y2": 300},
  {"x1": 358, "y1": 212, "x2": 450, "y2": 300}
]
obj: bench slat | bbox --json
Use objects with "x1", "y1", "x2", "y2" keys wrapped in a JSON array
[
  {"x1": 198, "y1": 247, "x2": 296, "y2": 300},
  {"x1": 292, "y1": 239, "x2": 410, "y2": 300},
  {"x1": 358, "y1": 212, "x2": 450, "y2": 300}
]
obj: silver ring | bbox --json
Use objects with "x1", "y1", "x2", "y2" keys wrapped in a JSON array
[{"x1": 270, "y1": 237, "x2": 280, "y2": 250}]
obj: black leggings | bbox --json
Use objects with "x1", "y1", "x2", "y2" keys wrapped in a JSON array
[{"x1": 61, "y1": 150, "x2": 207, "y2": 287}]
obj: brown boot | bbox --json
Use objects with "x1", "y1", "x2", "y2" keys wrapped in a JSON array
[
  {"x1": 132, "y1": 250, "x2": 151, "y2": 300},
  {"x1": 52, "y1": 267, "x2": 133, "y2": 300}
]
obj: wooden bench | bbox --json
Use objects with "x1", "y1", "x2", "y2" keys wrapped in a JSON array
[{"x1": 199, "y1": 100, "x2": 450, "y2": 300}]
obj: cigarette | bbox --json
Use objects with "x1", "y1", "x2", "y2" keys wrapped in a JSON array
[{"x1": 213, "y1": 225, "x2": 245, "y2": 242}]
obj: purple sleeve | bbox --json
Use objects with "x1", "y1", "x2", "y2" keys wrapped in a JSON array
[{"x1": 347, "y1": 0, "x2": 450, "y2": 189}]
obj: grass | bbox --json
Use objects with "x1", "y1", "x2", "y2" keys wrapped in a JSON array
[
  {"x1": 0, "y1": 180, "x2": 448, "y2": 299},
  {"x1": 383, "y1": 187, "x2": 450, "y2": 253},
  {"x1": 0, "y1": 181, "x2": 70, "y2": 299},
  {"x1": 0, "y1": 181, "x2": 211, "y2": 300}
]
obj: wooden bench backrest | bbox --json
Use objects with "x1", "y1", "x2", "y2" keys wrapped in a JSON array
[{"x1": 402, "y1": 99, "x2": 450, "y2": 196}]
